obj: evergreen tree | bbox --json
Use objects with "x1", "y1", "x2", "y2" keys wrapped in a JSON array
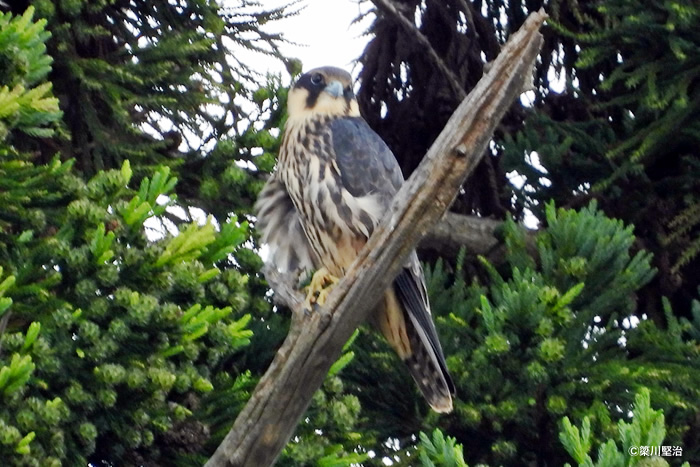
[
  {"x1": 6, "y1": 0, "x2": 296, "y2": 223},
  {"x1": 502, "y1": 0, "x2": 700, "y2": 322},
  {"x1": 417, "y1": 388, "x2": 692, "y2": 467},
  {"x1": 0, "y1": 8, "x2": 257, "y2": 463},
  {"x1": 1, "y1": 2, "x2": 371, "y2": 464},
  {"x1": 346, "y1": 203, "x2": 699, "y2": 465},
  {"x1": 357, "y1": 0, "x2": 699, "y2": 319},
  {"x1": 560, "y1": 388, "x2": 691, "y2": 467},
  {"x1": 3, "y1": 0, "x2": 699, "y2": 465},
  {"x1": 348, "y1": 0, "x2": 700, "y2": 464}
]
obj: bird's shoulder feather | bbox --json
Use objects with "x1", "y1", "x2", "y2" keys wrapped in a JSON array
[{"x1": 328, "y1": 117, "x2": 403, "y2": 199}]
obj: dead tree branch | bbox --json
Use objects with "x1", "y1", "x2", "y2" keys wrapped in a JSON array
[
  {"x1": 420, "y1": 212, "x2": 502, "y2": 257},
  {"x1": 205, "y1": 10, "x2": 547, "y2": 467},
  {"x1": 420, "y1": 212, "x2": 538, "y2": 266}
]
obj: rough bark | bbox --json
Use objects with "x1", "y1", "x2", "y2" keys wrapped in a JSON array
[
  {"x1": 420, "y1": 212, "x2": 538, "y2": 263},
  {"x1": 421, "y1": 212, "x2": 502, "y2": 257},
  {"x1": 205, "y1": 9, "x2": 547, "y2": 467}
]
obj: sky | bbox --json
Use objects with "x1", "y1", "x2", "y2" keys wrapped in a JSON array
[{"x1": 255, "y1": 0, "x2": 373, "y2": 77}]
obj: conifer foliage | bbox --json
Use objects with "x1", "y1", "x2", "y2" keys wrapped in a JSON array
[
  {"x1": 503, "y1": 0, "x2": 700, "y2": 319},
  {"x1": 0, "y1": 2, "x2": 279, "y2": 464},
  {"x1": 358, "y1": 0, "x2": 699, "y2": 318},
  {"x1": 558, "y1": 388, "x2": 691, "y2": 467},
  {"x1": 417, "y1": 388, "x2": 691, "y2": 467},
  {"x1": 1, "y1": 2, "x2": 369, "y2": 465},
  {"x1": 345, "y1": 203, "x2": 699, "y2": 464},
  {"x1": 353, "y1": 0, "x2": 700, "y2": 465},
  {"x1": 2, "y1": 0, "x2": 700, "y2": 465},
  {"x1": 0, "y1": 7, "x2": 258, "y2": 463}
]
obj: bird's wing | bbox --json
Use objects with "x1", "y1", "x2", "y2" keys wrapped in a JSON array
[
  {"x1": 254, "y1": 175, "x2": 317, "y2": 273},
  {"x1": 329, "y1": 117, "x2": 403, "y2": 201},
  {"x1": 329, "y1": 117, "x2": 454, "y2": 410}
]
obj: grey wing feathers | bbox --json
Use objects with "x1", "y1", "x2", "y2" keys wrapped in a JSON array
[
  {"x1": 254, "y1": 176, "x2": 317, "y2": 273},
  {"x1": 394, "y1": 253, "x2": 455, "y2": 408},
  {"x1": 329, "y1": 117, "x2": 403, "y2": 200},
  {"x1": 331, "y1": 117, "x2": 454, "y2": 409}
]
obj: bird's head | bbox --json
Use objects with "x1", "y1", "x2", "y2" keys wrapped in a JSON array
[{"x1": 287, "y1": 66, "x2": 360, "y2": 120}]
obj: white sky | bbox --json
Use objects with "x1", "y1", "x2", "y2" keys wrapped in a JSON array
[{"x1": 253, "y1": 0, "x2": 373, "y2": 78}]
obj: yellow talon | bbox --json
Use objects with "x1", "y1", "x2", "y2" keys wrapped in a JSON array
[{"x1": 303, "y1": 267, "x2": 340, "y2": 311}]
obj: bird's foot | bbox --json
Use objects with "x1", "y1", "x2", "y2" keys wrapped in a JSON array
[{"x1": 302, "y1": 267, "x2": 340, "y2": 312}]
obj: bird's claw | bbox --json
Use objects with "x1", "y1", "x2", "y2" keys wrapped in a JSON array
[{"x1": 302, "y1": 267, "x2": 339, "y2": 313}]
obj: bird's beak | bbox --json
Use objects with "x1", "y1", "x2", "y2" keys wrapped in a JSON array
[{"x1": 324, "y1": 80, "x2": 344, "y2": 98}]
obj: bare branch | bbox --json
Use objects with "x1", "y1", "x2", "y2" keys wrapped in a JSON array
[
  {"x1": 260, "y1": 264, "x2": 304, "y2": 309},
  {"x1": 205, "y1": 10, "x2": 547, "y2": 467},
  {"x1": 420, "y1": 212, "x2": 502, "y2": 257},
  {"x1": 420, "y1": 212, "x2": 538, "y2": 265}
]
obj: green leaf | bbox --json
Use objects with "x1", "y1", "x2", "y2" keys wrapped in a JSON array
[
  {"x1": 14, "y1": 431, "x2": 35, "y2": 455},
  {"x1": 22, "y1": 322, "x2": 41, "y2": 350},
  {"x1": 328, "y1": 351, "x2": 354, "y2": 377}
]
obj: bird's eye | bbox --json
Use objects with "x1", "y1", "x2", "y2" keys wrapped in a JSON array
[{"x1": 310, "y1": 73, "x2": 324, "y2": 85}]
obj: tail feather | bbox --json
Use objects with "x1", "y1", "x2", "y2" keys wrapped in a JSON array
[
  {"x1": 404, "y1": 312, "x2": 454, "y2": 413},
  {"x1": 393, "y1": 263, "x2": 455, "y2": 413},
  {"x1": 374, "y1": 285, "x2": 454, "y2": 413}
]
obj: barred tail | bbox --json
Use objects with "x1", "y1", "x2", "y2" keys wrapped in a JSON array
[
  {"x1": 404, "y1": 315, "x2": 454, "y2": 413},
  {"x1": 375, "y1": 285, "x2": 454, "y2": 413}
]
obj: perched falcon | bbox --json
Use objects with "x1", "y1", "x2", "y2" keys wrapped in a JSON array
[{"x1": 255, "y1": 66, "x2": 455, "y2": 412}]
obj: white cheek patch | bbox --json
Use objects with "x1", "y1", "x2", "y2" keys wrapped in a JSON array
[
  {"x1": 286, "y1": 88, "x2": 309, "y2": 117},
  {"x1": 348, "y1": 99, "x2": 360, "y2": 116},
  {"x1": 313, "y1": 93, "x2": 350, "y2": 115},
  {"x1": 286, "y1": 88, "x2": 360, "y2": 120}
]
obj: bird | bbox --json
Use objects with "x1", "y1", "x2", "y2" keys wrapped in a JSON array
[{"x1": 255, "y1": 66, "x2": 455, "y2": 413}]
